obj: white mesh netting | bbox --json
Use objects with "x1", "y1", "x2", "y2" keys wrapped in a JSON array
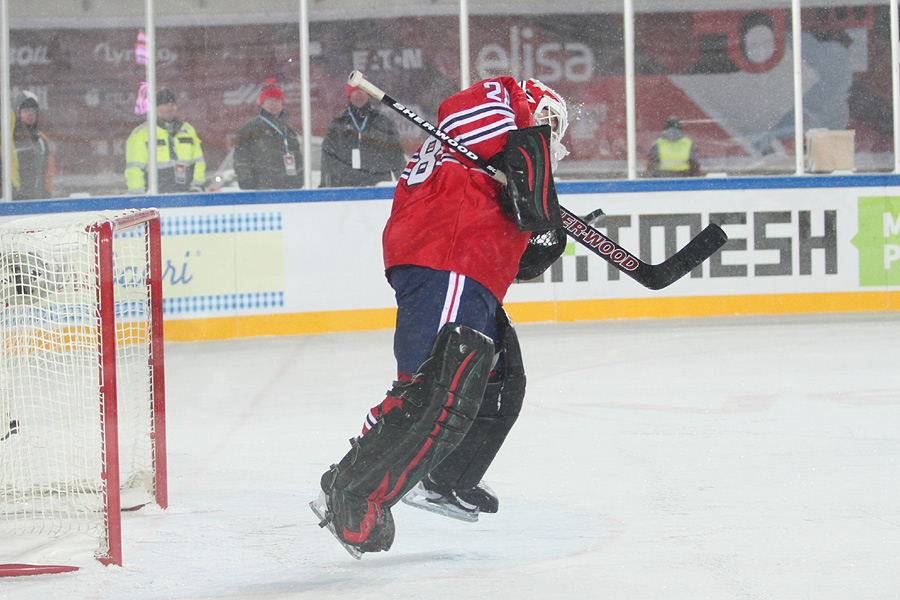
[{"x1": 0, "y1": 210, "x2": 160, "y2": 563}]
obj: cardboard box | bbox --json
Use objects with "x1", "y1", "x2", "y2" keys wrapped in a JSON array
[{"x1": 805, "y1": 129, "x2": 855, "y2": 172}]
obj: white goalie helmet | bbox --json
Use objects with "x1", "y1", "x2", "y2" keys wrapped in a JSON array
[{"x1": 519, "y1": 79, "x2": 569, "y2": 167}]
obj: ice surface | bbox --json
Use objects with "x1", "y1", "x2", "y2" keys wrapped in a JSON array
[{"x1": 3, "y1": 312, "x2": 900, "y2": 599}]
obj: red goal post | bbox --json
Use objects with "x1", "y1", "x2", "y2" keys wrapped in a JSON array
[{"x1": 0, "y1": 208, "x2": 167, "y2": 576}]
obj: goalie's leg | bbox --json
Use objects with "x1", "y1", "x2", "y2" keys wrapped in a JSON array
[
  {"x1": 314, "y1": 323, "x2": 493, "y2": 554},
  {"x1": 404, "y1": 307, "x2": 525, "y2": 519}
]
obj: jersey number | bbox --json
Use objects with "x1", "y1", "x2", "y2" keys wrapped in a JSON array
[
  {"x1": 406, "y1": 137, "x2": 441, "y2": 186},
  {"x1": 483, "y1": 81, "x2": 509, "y2": 104},
  {"x1": 406, "y1": 81, "x2": 508, "y2": 186}
]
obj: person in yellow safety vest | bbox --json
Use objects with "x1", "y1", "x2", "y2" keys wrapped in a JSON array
[
  {"x1": 125, "y1": 87, "x2": 206, "y2": 194},
  {"x1": 646, "y1": 116, "x2": 702, "y2": 177},
  {"x1": 1, "y1": 109, "x2": 20, "y2": 199}
]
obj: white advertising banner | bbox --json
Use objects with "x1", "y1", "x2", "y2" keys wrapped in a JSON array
[
  {"x1": 150, "y1": 184, "x2": 893, "y2": 322},
  {"x1": 137, "y1": 201, "x2": 395, "y2": 320},
  {"x1": 508, "y1": 187, "x2": 853, "y2": 303},
  {"x1": 0, "y1": 180, "x2": 896, "y2": 339}
]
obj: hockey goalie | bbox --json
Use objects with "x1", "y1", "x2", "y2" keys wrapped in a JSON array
[{"x1": 311, "y1": 76, "x2": 570, "y2": 558}]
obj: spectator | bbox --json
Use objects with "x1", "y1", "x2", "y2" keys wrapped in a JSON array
[
  {"x1": 13, "y1": 91, "x2": 55, "y2": 200},
  {"x1": 233, "y1": 78, "x2": 303, "y2": 190},
  {"x1": 319, "y1": 82, "x2": 405, "y2": 188},
  {"x1": 125, "y1": 87, "x2": 206, "y2": 193},
  {"x1": 646, "y1": 116, "x2": 703, "y2": 177}
]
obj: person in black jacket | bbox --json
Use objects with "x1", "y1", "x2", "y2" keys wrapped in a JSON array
[
  {"x1": 319, "y1": 83, "x2": 406, "y2": 188},
  {"x1": 234, "y1": 79, "x2": 303, "y2": 190},
  {"x1": 13, "y1": 91, "x2": 54, "y2": 200}
]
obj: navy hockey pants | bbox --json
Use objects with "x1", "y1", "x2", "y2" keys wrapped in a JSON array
[{"x1": 388, "y1": 265, "x2": 499, "y2": 377}]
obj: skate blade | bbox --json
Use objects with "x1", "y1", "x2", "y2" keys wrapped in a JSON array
[
  {"x1": 309, "y1": 496, "x2": 363, "y2": 560},
  {"x1": 401, "y1": 493, "x2": 480, "y2": 523}
]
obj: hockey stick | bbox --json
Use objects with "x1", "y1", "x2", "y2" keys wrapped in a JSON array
[{"x1": 348, "y1": 71, "x2": 727, "y2": 290}]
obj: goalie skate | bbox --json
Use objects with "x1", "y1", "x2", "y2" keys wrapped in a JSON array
[
  {"x1": 401, "y1": 480, "x2": 497, "y2": 522},
  {"x1": 309, "y1": 492, "x2": 363, "y2": 559}
]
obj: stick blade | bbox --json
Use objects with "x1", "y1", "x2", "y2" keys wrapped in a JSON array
[{"x1": 646, "y1": 223, "x2": 728, "y2": 290}]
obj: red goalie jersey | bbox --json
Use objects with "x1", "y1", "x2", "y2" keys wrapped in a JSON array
[{"x1": 382, "y1": 77, "x2": 534, "y2": 303}]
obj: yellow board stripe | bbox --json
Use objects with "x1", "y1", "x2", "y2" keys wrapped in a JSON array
[
  {"x1": 163, "y1": 309, "x2": 397, "y2": 341},
  {"x1": 505, "y1": 291, "x2": 900, "y2": 322},
  {"x1": 2, "y1": 323, "x2": 150, "y2": 355},
  {"x1": 162, "y1": 291, "x2": 900, "y2": 342}
]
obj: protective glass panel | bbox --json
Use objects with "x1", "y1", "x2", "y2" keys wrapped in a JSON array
[
  {"x1": 634, "y1": 4, "x2": 797, "y2": 178},
  {"x1": 155, "y1": 1, "x2": 303, "y2": 193},
  {"x1": 801, "y1": 4, "x2": 891, "y2": 173},
  {"x1": 7, "y1": 3, "x2": 155, "y2": 199},
  {"x1": 469, "y1": 1, "x2": 627, "y2": 180},
  {"x1": 309, "y1": 1, "x2": 458, "y2": 188}
]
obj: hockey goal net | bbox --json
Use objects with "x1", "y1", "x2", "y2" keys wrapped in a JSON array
[{"x1": 0, "y1": 209, "x2": 167, "y2": 576}]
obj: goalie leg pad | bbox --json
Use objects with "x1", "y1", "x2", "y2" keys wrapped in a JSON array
[
  {"x1": 429, "y1": 308, "x2": 526, "y2": 492},
  {"x1": 319, "y1": 324, "x2": 493, "y2": 550}
]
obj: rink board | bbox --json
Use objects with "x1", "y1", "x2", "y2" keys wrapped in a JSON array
[{"x1": 1, "y1": 176, "x2": 899, "y2": 341}]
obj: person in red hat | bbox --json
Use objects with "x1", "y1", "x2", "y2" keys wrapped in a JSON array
[
  {"x1": 319, "y1": 81, "x2": 405, "y2": 188},
  {"x1": 233, "y1": 78, "x2": 303, "y2": 190}
]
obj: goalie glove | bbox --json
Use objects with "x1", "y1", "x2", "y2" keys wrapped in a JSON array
[{"x1": 516, "y1": 227, "x2": 567, "y2": 280}]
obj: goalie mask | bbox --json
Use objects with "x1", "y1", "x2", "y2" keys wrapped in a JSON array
[{"x1": 519, "y1": 79, "x2": 569, "y2": 169}]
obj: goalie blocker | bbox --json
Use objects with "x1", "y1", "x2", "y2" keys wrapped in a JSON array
[{"x1": 500, "y1": 125, "x2": 564, "y2": 232}]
